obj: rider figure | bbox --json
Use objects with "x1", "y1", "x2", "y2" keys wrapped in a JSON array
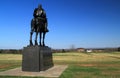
[{"x1": 33, "y1": 4, "x2": 49, "y2": 32}]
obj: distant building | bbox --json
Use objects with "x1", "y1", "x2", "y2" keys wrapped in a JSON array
[
  {"x1": 86, "y1": 49, "x2": 92, "y2": 52},
  {"x1": 77, "y1": 48, "x2": 85, "y2": 52},
  {"x1": 86, "y1": 48, "x2": 118, "y2": 52}
]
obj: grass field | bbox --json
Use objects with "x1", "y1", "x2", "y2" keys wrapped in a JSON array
[{"x1": 0, "y1": 52, "x2": 120, "y2": 78}]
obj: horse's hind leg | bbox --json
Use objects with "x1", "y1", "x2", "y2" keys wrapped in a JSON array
[
  {"x1": 35, "y1": 32, "x2": 38, "y2": 45},
  {"x1": 42, "y1": 32, "x2": 46, "y2": 46},
  {"x1": 39, "y1": 32, "x2": 42, "y2": 46},
  {"x1": 30, "y1": 31, "x2": 33, "y2": 46}
]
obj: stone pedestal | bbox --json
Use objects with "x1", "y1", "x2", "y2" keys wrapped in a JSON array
[{"x1": 22, "y1": 46, "x2": 53, "y2": 72}]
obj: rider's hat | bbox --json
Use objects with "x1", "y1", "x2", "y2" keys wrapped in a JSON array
[{"x1": 38, "y1": 4, "x2": 42, "y2": 9}]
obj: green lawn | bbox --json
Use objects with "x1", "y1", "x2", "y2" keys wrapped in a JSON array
[
  {"x1": 0, "y1": 54, "x2": 21, "y2": 72},
  {"x1": 0, "y1": 52, "x2": 120, "y2": 78}
]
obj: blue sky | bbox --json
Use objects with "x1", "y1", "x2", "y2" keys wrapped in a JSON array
[{"x1": 0, "y1": 0, "x2": 120, "y2": 49}]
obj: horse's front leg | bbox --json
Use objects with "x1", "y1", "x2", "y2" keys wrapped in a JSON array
[
  {"x1": 42, "y1": 32, "x2": 46, "y2": 46},
  {"x1": 30, "y1": 30, "x2": 33, "y2": 46},
  {"x1": 39, "y1": 32, "x2": 42, "y2": 46},
  {"x1": 35, "y1": 32, "x2": 38, "y2": 45}
]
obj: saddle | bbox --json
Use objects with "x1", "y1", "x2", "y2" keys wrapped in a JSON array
[{"x1": 33, "y1": 17, "x2": 48, "y2": 32}]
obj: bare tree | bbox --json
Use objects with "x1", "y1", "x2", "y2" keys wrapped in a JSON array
[{"x1": 70, "y1": 44, "x2": 75, "y2": 51}]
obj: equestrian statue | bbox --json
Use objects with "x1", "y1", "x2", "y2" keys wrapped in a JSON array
[{"x1": 30, "y1": 4, "x2": 49, "y2": 46}]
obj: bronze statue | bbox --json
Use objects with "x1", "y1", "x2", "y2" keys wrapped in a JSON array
[{"x1": 30, "y1": 4, "x2": 49, "y2": 46}]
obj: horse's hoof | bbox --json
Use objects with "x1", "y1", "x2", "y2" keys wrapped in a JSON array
[
  {"x1": 35, "y1": 43, "x2": 38, "y2": 46},
  {"x1": 30, "y1": 40, "x2": 33, "y2": 46},
  {"x1": 35, "y1": 42, "x2": 38, "y2": 45},
  {"x1": 35, "y1": 40, "x2": 38, "y2": 45},
  {"x1": 30, "y1": 44, "x2": 33, "y2": 46},
  {"x1": 40, "y1": 44, "x2": 42, "y2": 46},
  {"x1": 43, "y1": 44, "x2": 45, "y2": 47}
]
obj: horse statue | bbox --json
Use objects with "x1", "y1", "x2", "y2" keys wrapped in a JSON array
[{"x1": 29, "y1": 4, "x2": 48, "y2": 46}]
